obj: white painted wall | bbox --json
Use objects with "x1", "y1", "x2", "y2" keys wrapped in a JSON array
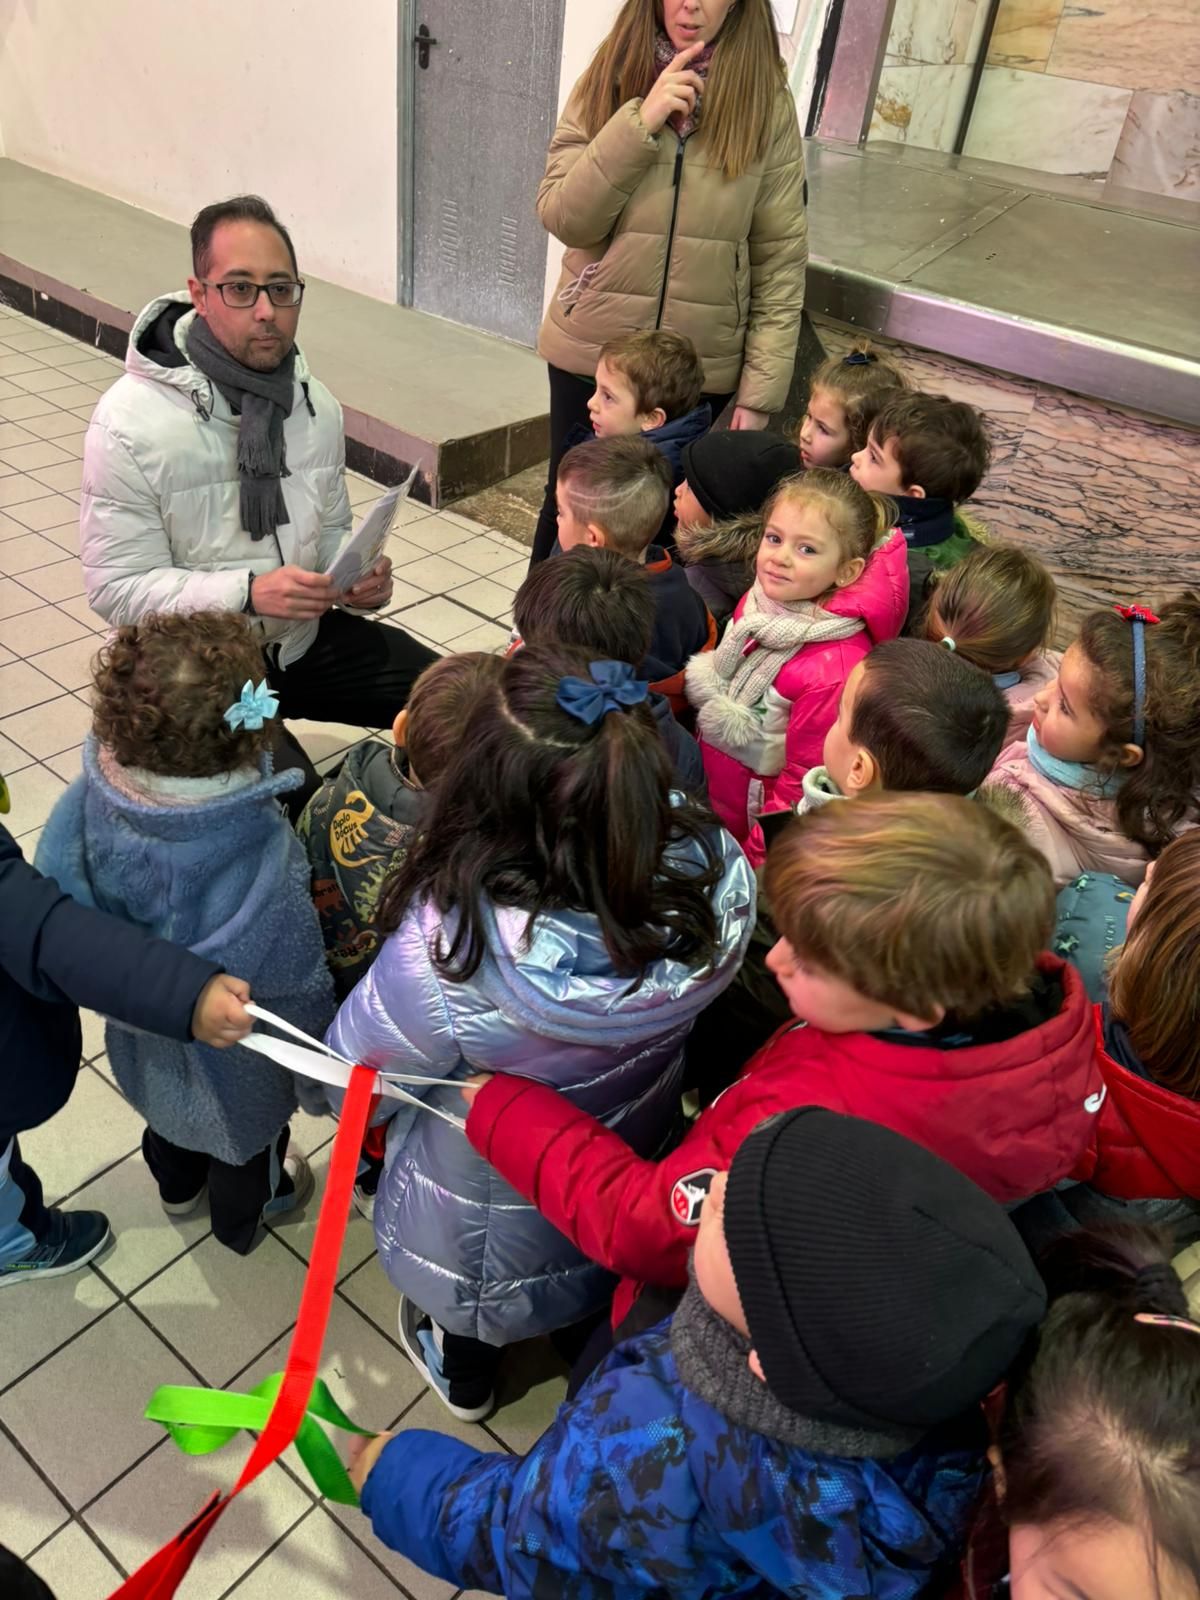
[{"x1": 0, "y1": 0, "x2": 400, "y2": 302}]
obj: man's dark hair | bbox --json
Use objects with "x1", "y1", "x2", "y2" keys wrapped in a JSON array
[
  {"x1": 514, "y1": 545, "x2": 655, "y2": 668},
  {"x1": 190, "y1": 195, "x2": 298, "y2": 279},
  {"x1": 870, "y1": 391, "x2": 991, "y2": 503},
  {"x1": 852, "y1": 638, "x2": 1008, "y2": 793}
]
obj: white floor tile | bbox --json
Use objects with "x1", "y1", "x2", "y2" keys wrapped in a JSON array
[
  {"x1": 0, "y1": 760, "x2": 67, "y2": 836},
  {"x1": 448, "y1": 575, "x2": 518, "y2": 619},
  {"x1": 379, "y1": 577, "x2": 425, "y2": 615},
  {"x1": 267, "y1": 1142, "x2": 377, "y2": 1281},
  {"x1": 0, "y1": 727, "x2": 34, "y2": 773},
  {"x1": 0, "y1": 576, "x2": 45, "y2": 617},
  {"x1": 0, "y1": 422, "x2": 40, "y2": 451},
  {"x1": 391, "y1": 596, "x2": 485, "y2": 646},
  {"x1": 80, "y1": 1008, "x2": 106, "y2": 1061},
  {"x1": 44, "y1": 743, "x2": 84, "y2": 782},
  {"x1": 54, "y1": 592, "x2": 108, "y2": 632},
  {"x1": 382, "y1": 533, "x2": 432, "y2": 572},
  {"x1": 0, "y1": 603, "x2": 91, "y2": 656},
  {"x1": 26, "y1": 1520, "x2": 124, "y2": 1600},
  {"x1": 446, "y1": 621, "x2": 510, "y2": 654},
  {"x1": 71, "y1": 1151, "x2": 211, "y2": 1296},
  {"x1": 0, "y1": 533, "x2": 73, "y2": 576},
  {"x1": 86, "y1": 1435, "x2": 312, "y2": 1600},
  {"x1": 22, "y1": 410, "x2": 90, "y2": 442},
  {"x1": 2, "y1": 689, "x2": 94, "y2": 757},
  {"x1": 1, "y1": 1304, "x2": 194, "y2": 1508},
  {"x1": 130, "y1": 1232, "x2": 308, "y2": 1388},
  {"x1": 16, "y1": 559, "x2": 87, "y2": 601},
  {"x1": 0, "y1": 1267, "x2": 118, "y2": 1394},
  {"x1": 20, "y1": 1065, "x2": 144, "y2": 1204},
  {"x1": 397, "y1": 514, "x2": 479, "y2": 555},
  {"x1": 439, "y1": 537, "x2": 522, "y2": 579},
  {"x1": 0, "y1": 1430, "x2": 71, "y2": 1556},
  {"x1": 23, "y1": 633, "x2": 99, "y2": 690},
  {"x1": 0, "y1": 394, "x2": 64, "y2": 423},
  {"x1": 0, "y1": 474, "x2": 53, "y2": 509},
  {"x1": 392, "y1": 552, "x2": 476, "y2": 596},
  {"x1": 1, "y1": 440, "x2": 73, "y2": 473},
  {"x1": 229, "y1": 1503, "x2": 407, "y2": 1598},
  {"x1": 6, "y1": 493, "x2": 78, "y2": 533}
]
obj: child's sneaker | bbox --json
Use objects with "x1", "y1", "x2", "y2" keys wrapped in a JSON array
[
  {"x1": 162, "y1": 1184, "x2": 207, "y2": 1218},
  {"x1": 0, "y1": 1209, "x2": 111, "y2": 1286},
  {"x1": 262, "y1": 1153, "x2": 314, "y2": 1223},
  {"x1": 397, "y1": 1295, "x2": 494, "y2": 1423}
]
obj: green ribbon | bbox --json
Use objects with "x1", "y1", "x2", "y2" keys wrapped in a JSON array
[{"x1": 144, "y1": 1373, "x2": 372, "y2": 1505}]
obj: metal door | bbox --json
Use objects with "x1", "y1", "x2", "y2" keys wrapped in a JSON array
[{"x1": 402, "y1": 0, "x2": 565, "y2": 346}]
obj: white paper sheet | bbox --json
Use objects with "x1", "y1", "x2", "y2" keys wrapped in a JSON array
[{"x1": 324, "y1": 464, "x2": 420, "y2": 591}]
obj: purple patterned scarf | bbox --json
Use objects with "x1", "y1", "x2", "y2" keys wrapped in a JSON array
[{"x1": 653, "y1": 31, "x2": 716, "y2": 139}]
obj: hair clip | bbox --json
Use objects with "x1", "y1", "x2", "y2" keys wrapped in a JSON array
[
  {"x1": 556, "y1": 660, "x2": 649, "y2": 726},
  {"x1": 1112, "y1": 605, "x2": 1159, "y2": 748},
  {"x1": 224, "y1": 678, "x2": 280, "y2": 731},
  {"x1": 842, "y1": 350, "x2": 873, "y2": 366},
  {"x1": 940, "y1": 636, "x2": 957, "y2": 652},
  {"x1": 1134, "y1": 1312, "x2": 1200, "y2": 1338}
]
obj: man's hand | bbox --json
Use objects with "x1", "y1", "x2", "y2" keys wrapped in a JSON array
[
  {"x1": 348, "y1": 1431, "x2": 395, "y2": 1494},
  {"x1": 460, "y1": 1073, "x2": 494, "y2": 1108},
  {"x1": 340, "y1": 557, "x2": 394, "y2": 613},
  {"x1": 191, "y1": 974, "x2": 253, "y2": 1047},
  {"x1": 640, "y1": 42, "x2": 706, "y2": 134},
  {"x1": 729, "y1": 406, "x2": 770, "y2": 432},
  {"x1": 251, "y1": 566, "x2": 337, "y2": 620}
]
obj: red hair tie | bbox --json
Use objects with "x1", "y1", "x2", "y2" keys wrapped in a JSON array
[{"x1": 1113, "y1": 603, "x2": 1160, "y2": 626}]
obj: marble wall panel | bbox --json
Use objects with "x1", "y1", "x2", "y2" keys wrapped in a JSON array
[
  {"x1": 1047, "y1": 0, "x2": 1200, "y2": 94},
  {"x1": 980, "y1": 390, "x2": 1200, "y2": 631},
  {"x1": 869, "y1": 62, "x2": 975, "y2": 148},
  {"x1": 964, "y1": 68, "x2": 1132, "y2": 176},
  {"x1": 1111, "y1": 91, "x2": 1200, "y2": 200},
  {"x1": 986, "y1": 0, "x2": 1064, "y2": 71},
  {"x1": 885, "y1": 0, "x2": 984, "y2": 65}
]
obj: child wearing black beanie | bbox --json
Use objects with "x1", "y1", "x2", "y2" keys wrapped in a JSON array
[
  {"x1": 674, "y1": 430, "x2": 800, "y2": 623},
  {"x1": 349, "y1": 1110, "x2": 1046, "y2": 1600}
]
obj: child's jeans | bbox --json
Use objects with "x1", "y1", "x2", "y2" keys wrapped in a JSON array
[
  {"x1": 141, "y1": 1126, "x2": 291, "y2": 1255},
  {"x1": 0, "y1": 1139, "x2": 52, "y2": 1268}
]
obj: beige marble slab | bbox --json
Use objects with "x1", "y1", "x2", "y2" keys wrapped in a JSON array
[
  {"x1": 1047, "y1": 0, "x2": 1200, "y2": 94},
  {"x1": 985, "y1": 389, "x2": 1200, "y2": 631},
  {"x1": 1111, "y1": 91, "x2": 1200, "y2": 200},
  {"x1": 986, "y1": 0, "x2": 1064, "y2": 71},
  {"x1": 964, "y1": 68, "x2": 1132, "y2": 177},
  {"x1": 870, "y1": 62, "x2": 975, "y2": 150},
  {"x1": 886, "y1": 0, "x2": 983, "y2": 65}
]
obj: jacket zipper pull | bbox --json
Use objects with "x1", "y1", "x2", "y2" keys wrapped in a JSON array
[{"x1": 190, "y1": 387, "x2": 211, "y2": 422}]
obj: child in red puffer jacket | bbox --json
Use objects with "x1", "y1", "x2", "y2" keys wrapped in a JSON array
[{"x1": 463, "y1": 791, "x2": 1102, "y2": 1344}]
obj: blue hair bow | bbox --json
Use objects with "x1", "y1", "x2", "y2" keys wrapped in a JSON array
[
  {"x1": 556, "y1": 660, "x2": 649, "y2": 726},
  {"x1": 842, "y1": 350, "x2": 873, "y2": 366},
  {"x1": 224, "y1": 678, "x2": 280, "y2": 731}
]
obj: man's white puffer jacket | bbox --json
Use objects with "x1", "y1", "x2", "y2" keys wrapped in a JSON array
[{"x1": 80, "y1": 293, "x2": 352, "y2": 667}]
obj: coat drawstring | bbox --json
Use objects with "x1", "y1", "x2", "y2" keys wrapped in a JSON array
[
  {"x1": 302, "y1": 380, "x2": 316, "y2": 418},
  {"x1": 190, "y1": 387, "x2": 211, "y2": 421}
]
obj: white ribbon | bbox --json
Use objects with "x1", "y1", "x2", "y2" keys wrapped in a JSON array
[{"x1": 242, "y1": 1004, "x2": 466, "y2": 1130}]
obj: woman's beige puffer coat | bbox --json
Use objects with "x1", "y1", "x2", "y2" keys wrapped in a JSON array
[{"x1": 536, "y1": 77, "x2": 807, "y2": 416}]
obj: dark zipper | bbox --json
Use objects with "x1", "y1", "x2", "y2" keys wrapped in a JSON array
[{"x1": 654, "y1": 136, "x2": 687, "y2": 329}]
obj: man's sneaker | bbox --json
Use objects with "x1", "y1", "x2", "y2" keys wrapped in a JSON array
[
  {"x1": 262, "y1": 1153, "x2": 314, "y2": 1223},
  {"x1": 162, "y1": 1184, "x2": 207, "y2": 1218},
  {"x1": 0, "y1": 1209, "x2": 111, "y2": 1287},
  {"x1": 397, "y1": 1295, "x2": 494, "y2": 1423}
]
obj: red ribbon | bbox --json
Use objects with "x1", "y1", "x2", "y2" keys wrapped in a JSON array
[
  {"x1": 1112, "y1": 603, "x2": 1160, "y2": 625},
  {"x1": 107, "y1": 1064, "x2": 377, "y2": 1600}
]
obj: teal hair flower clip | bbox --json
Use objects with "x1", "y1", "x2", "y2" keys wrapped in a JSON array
[{"x1": 224, "y1": 678, "x2": 280, "y2": 732}]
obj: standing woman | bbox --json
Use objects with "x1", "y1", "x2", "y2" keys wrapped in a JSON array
[{"x1": 529, "y1": 0, "x2": 808, "y2": 564}]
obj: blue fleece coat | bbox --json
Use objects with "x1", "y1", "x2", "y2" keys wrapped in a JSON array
[
  {"x1": 361, "y1": 1319, "x2": 985, "y2": 1599},
  {"x1": 35, "y1": 739, "x2": 335, "y2": 1164}
]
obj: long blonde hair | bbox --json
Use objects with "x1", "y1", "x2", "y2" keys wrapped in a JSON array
[{"x1": 573, "y1": 0, "x2": 784, "y2": 180}]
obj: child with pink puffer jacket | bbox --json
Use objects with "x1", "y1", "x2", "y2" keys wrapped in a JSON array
[{"x1": 685, "y1": 468, "x2": 908, "y2": 854}]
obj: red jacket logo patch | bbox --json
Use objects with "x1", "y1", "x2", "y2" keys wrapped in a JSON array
[{"x1": 670, "y1": 1169, "x2": 717, "y2": 1227}]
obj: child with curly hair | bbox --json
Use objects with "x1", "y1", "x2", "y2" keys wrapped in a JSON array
[{"x1": 36, "y1": 611, "x2": 335, "y2": 1255}]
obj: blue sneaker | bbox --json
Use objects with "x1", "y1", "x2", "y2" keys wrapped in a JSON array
[
  {"x1": 0, "y1": 1209, "x2": 111, "y2": 1287},
  {"x1": 397, "y1": 1295, "x2": 494, "y2": 1422}
]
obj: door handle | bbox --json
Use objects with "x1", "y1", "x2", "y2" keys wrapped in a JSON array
[{"x1": 415, "y1": 22, "x2": 437, "y2": 69}]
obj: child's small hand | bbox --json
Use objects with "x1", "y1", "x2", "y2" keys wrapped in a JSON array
[
  {"x1": 461, "y1": 1073, "x2": 493, "y2": 1107},
  {"x1": 348, "y1": 1430, "x2": 395, "y2": 1494},
  {"x1": 191, "y1": 974, "x2": 253, "y2": 1047}
]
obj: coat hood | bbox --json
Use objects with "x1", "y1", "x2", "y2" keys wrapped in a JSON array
[
  {"x1": 1086, "y1": 1008, "x2": 1200, "y2": 1199},
  {"x1": 643, "y1": 401, "x2": 712, "y2": 473},
  {"x1": 124, "y1": 291, "x2": 314, "y2": 411},
  {"x1": 675, "y1": 509, "x2": 761, "y2": 570},
  {"x1": 821, "y1": 527, "x2": 910, "y2": 643},
  {"x1": 452, "y1": 821, "x2": 754, "y2": 1048}
]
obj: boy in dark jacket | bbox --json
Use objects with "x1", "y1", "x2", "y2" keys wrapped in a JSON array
[
  {"x1": 555, "y1": 436, "x2": 716, "y2": 713},
  {"x1": 0, "y1": 806, "x2": 251, "y2": 1284},
  {"x1": 464, "y1": 792, "x2": 1102, "y2": 1341},
  {"x1": 849, "y1": 390, "x2": 991, "y2": 629},
  {"x1": 512, "y1": 546, "x2": 706, "y2": 797},
  {"x1": 349, "y1": 1109, "x2": 1046, "y2": 1600},
  {"x1": 586, "y1": 329, "x2": 712, "y2": 482}
]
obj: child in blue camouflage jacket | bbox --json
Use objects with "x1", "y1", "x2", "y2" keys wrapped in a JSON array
[{"x1": 348, "y1": 1109, "x2": 1046, "y2": 1600}]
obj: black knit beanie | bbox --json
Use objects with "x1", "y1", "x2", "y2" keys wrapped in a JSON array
[
  {"x1": 680, "y1": 430, "x2": 801, "y2": 521},
  {"x1": 724, "y1": 1109, "x2": 1046, "y2": 1434}
]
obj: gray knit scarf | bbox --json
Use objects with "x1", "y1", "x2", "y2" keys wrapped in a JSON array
[
  {"x1": 685, "y1": 581, "x2": 863, "y2": 769},
  {"x1": 186, "y1": 316, "x2": 296, "y2": 541},
  {"x1": 670, "y1": 1276, "x2": 920, "y2": 1459}
]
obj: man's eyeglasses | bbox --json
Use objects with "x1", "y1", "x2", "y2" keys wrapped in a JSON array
[{"x1": 201, "y1": 280, "x2": 306, "y2": 309}]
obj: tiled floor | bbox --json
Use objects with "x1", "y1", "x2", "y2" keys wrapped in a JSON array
[{"x1": 0, "y1": 301, "x2": 560, "y2": 1599}]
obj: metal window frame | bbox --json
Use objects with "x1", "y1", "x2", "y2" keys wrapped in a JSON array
[
  {"x1": 397, "y1": 0, "x2": 417, "y2": 306},
  {"x1": 811, "y1": 0, "x2": 896, "y2": 146}
]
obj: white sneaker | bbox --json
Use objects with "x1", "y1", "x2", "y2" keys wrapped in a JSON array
[
  {"x1": 262, "y1": 1153, "x2": 314, "y2": 1223},
  {"x1": 161, "y1": 1184, "x2": 207, "y2": 1218}
]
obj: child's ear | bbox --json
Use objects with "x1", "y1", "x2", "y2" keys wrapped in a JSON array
[
  {"x1": 892, "y1": 1002, "x2": 945, "y2": 1031},
  {"x1": 835, "y1": 556, "x2": 866, "y2": 589},
  {"x1": 1117, "y1": 742, "x2": 1144, "y2": 769},
  {"x1": 905, "y1": 482, "x2": 927, "y2": 500},
  {"x1": 638, "y1": 407, "x2": 667, "y2": 433},
  {"x1": 843, "y1": 747, "x2": 880, "y2": 795},
  {"x1": 584, "y1": 523, "x2": 609, "y2": 549},
  {"x1": 748, "y1": 1348, "x2": 767, "y2": 1385},
  {"x1": 392, "y1": 709, "x2": 409, "y2": 748}
]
